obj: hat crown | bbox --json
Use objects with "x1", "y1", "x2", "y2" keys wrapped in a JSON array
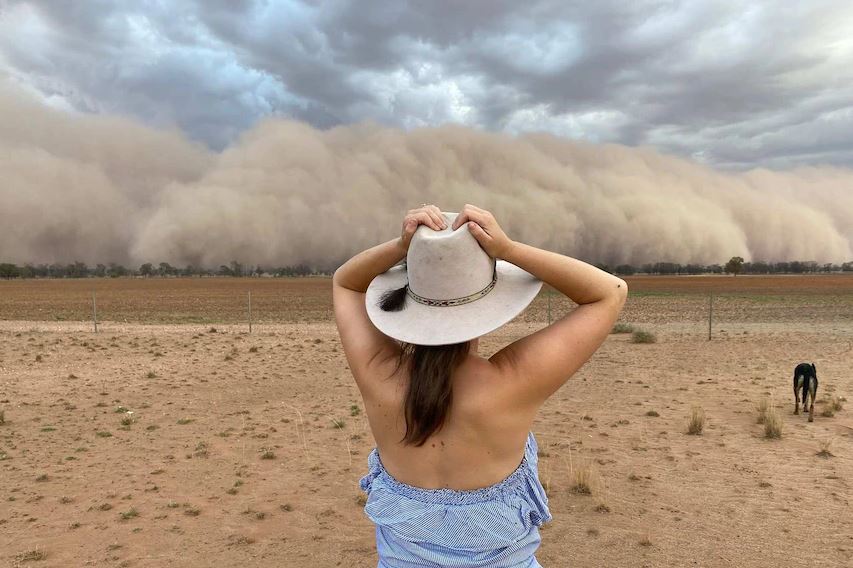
[{"x1": 406, "y1": 212, "x2": 495, "y2": 302}]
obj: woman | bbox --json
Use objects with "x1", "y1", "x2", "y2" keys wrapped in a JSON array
[{"x1": 333, "y1": 204, "x2": 627, "y2": 567}]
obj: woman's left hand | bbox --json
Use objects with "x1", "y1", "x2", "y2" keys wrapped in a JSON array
[{"x1": 399, "y1": 204, "x2": 447, "y2": 250}]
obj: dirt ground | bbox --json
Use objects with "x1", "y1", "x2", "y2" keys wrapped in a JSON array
[{"x1": 1, "y1": 276, "x2": 851, "y2": 567}]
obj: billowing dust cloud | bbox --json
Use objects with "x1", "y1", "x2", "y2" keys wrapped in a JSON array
[{"x1": 2, "y1": 81, "x2": 851, "y2": 270}]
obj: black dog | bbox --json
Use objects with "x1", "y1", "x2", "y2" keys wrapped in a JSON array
[{"x1": 793, "y1": 363, "x2": 818, "y2": 422}]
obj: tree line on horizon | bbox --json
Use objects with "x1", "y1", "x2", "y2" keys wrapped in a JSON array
[{"x1": 1, "y1": 257, "x2": 852, "y2": 279}]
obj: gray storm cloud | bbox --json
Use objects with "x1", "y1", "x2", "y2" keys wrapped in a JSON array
[{"x1": 1, "y1": 82, "x2": 851, "y2": 269}]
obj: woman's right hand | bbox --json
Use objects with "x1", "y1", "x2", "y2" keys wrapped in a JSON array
[{"x1": 451, "y1": 204, "x2": 515, "y2": 259}]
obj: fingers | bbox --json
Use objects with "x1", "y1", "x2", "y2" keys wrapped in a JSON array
[
  {"x1": 425, "y1": 206, "x2": 446, "y2": 229},
  {"x1": 410, "y1": 210, "x2": 442, "y2": 231},
  {"x1": 466, "y1": 220, "x2": 492, "y2": 245},
  {"x1": 408, "y1": 204, "x2": 446, "y2": 230},
  {"x1": 452, "y1": 205, "x2": 489, "y2": 230}
]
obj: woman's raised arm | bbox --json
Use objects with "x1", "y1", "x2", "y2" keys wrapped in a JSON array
[{"x1": 454, "y1": 204, "x2": 627, "y2": 406}]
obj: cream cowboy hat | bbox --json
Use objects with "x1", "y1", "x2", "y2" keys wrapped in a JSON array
[{"x1": 365, "y1": 212, "x2": 542, "y2": 345}]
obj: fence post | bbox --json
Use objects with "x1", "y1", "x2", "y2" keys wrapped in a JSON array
[
  {"x1": 248, "y1": 291, "x2": 252, "y2": 334},
  {"x1": 92, "y1": 291, "x2": 98, "y2": 333},
  {"x1": 708, "y1": 293, "x2": 713, "y2": 340}
]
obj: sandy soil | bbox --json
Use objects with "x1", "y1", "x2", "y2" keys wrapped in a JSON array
[{"x1": 1, "y1": 277, "x2": 852, "y2": 567}]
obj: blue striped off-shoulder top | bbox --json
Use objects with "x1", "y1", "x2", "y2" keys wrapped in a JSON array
[{"x1": 359, "y1": 432, "x2": 552, "y2": 568}]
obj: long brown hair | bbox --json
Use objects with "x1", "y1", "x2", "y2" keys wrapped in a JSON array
[{"x1": 380, "y1": 284, "x2": 471, "y2": 446}]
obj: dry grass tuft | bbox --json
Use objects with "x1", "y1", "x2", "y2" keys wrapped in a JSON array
[
  {"x1": 821, "y1": 395, "x2": 844, "y2": 417},
  {"x1": 687, "y1": 405, "x2": 705, "y2": 435},
  {"x1": 567, "y1": 458, "x2": 601, "y2": 496},
  {"x1": 631, "y1": 329, "x2": 657, "y2": 344},
  {"x1": 15, "y1": 549, "x2": 47, "y2": 562},
  {"x1": 763, "y1": 406, "x2": 783, "y2": 439},
  {"x1": 611, "y1": 323, "x2": 635, "y2": 334},
  {"x1": 816, "y1": 439, "x2": 833, "y2": 458},
  {"x1": 755, "y1": 398, "x2": 770, "y2": 424}
]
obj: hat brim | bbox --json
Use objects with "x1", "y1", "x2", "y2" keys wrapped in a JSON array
[{"x1": 365, "y1": 260, "x2": 543, "y2": 346}]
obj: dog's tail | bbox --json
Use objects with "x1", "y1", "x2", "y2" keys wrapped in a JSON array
[{"x1": 811, "y1": 363, "x2": 816, "y2": 375}]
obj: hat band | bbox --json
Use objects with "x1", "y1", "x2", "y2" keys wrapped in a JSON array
[{"x1": 407, "y1": 261, "x2": 497, "y2": 307}]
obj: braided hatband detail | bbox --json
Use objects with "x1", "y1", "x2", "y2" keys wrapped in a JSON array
[{"x1": 406, "y1": 262, "x2": 497, "y2": 307}]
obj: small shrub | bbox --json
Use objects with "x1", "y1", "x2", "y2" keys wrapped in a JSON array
[
  {"x1": 120, "y1": 507, "x2": 139, "y2": 520},
  {"x1": 176, "y1": 418, "x2": 193, "y2": 425},
  {"x1": 645, "y1": 410, "x2": 659, "y2": 417},
  {"x1": 611, "y1": 323, "x2": 635, "y2": 334},
  {"x1": 146, "y1": 371, "x2": 157, "y2": 379},
  {"x1": 96, "y1": 431, "x2": 112, "y2": 438},
  {"x1": 249, "y1": 346, "x2": 258, "y2": 353},
  {"x1": 764, "y1": 406, "x2": 783, "y2": 439},
  {"x1": 260, "y1": 449, "x2": 275, "y2": 460},
  {"x1": 631, "y1": 330, "x2": 657, "y2": 344},
  {"x1": 0, "y1": 409, "x2": 4, "y2": 424},
  {"x1": 120, "y1": 416, "x2": 133, "y2": 427},
  {"x1": 35, "y1": 473, "x2": 49, "y2": 482},
  {"x1": 349, "y1": 404, "x2": 361, "y2": 416},
  {"x1": 193, "y1": 442, "x2": 208, "y2": 458},
  {"x1": 687, "y1": 406, "x2": 705, "y2": 435},
  {"x1": 331, "y1": 418, "x2": 345, "y2": 429}
]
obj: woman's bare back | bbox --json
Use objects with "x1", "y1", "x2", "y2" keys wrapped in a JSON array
[{"x1": 362, "y1": 351, "x2": 538, "y2": 491}]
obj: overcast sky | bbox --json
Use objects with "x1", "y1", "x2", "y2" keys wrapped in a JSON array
[{"x1": 2, "y1": 0, "x2": 853, "y2": 170}]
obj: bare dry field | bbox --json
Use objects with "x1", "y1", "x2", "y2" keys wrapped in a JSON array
[{"x1": 1, "y1": 275, "x2": 852, "y2": 567}]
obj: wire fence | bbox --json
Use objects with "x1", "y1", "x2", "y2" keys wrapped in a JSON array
[{"x1": 0, "y1": 276, "x2": 851, "y2": 336}]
